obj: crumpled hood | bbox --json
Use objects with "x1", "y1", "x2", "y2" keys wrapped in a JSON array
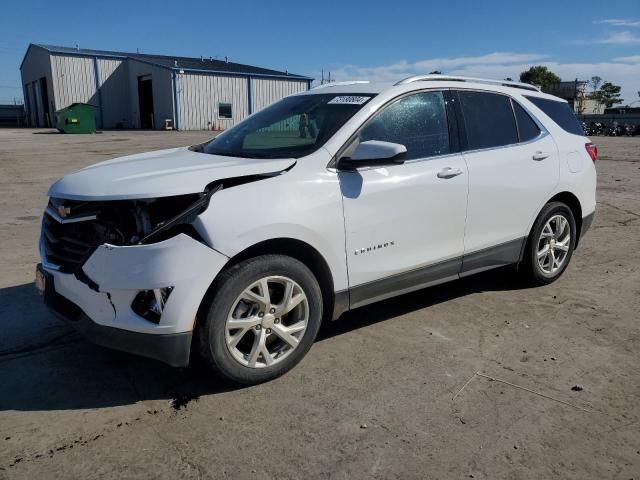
[{"x1": 48, "y1": 146, "x2": 296, "y2": 200}]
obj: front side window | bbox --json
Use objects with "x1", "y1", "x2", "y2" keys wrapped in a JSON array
[
  {"x1": 458, "y1": 91, "x2": 518, "y2": 150},
  {"x1": 513, "y1": 101, "x2": 541, "y2": 142},
  {"x1": 358, "y1": 91, "x2": 450, "y2": 160},
  {"x1": 202, "y1": 93, "x2": 373, "y2": 159}
]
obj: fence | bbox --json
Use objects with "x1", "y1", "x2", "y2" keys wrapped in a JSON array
[
  {"x1": 577, "y1": 113, "x2": 640, "y2": 126},
  {"x1": 0, "y1": 104, "x2": 26, "y2": 127}
]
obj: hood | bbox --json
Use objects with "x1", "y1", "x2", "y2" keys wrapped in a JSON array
[{"x1": 48, "y1": 147, "x2": 296, "y2": 200}]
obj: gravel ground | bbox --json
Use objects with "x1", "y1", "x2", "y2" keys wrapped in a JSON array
[{"x1": 1, "y1": 129, "x2": 639, "y2": 479}]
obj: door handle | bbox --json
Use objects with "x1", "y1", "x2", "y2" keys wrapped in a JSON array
[
  {"x1": 532, "y1": 151, "x2": 549, "y2": 161},
  {"x1": 437, "y1": 167, "x2": 463, "y2": 179}
]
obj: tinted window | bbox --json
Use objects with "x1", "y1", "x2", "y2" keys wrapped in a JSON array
[
  {"x1": 458, "y1": 91, "x2": 518, "y2": 150},
  {"x1": 359, "y1": 91, "x2": 449, "y2": 160},
  {"x1": 513, "y1": 101, "x2": 541, "y2": 142},
  {"x1": 524, "y1": 96, "x2": 583, "y2": 136}
]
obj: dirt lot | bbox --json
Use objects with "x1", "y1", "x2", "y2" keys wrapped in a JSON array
[{"x1": 1, "y1": 129, "x2": 639, "y2": 479}]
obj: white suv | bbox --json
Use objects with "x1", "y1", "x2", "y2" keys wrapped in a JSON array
[{"x1": 37, "y1": 75, "x2": 597, "y2": 384}]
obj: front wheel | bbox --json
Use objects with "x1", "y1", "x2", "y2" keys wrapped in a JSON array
[
  {"x1": 520, "y1": 202, "x2": 576, "y2": 285},
  {"x1": 198, "y1": 254, "x2": 322, "y2": 385}
]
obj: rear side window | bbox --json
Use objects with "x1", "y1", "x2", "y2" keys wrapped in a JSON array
[
  {"x1": 458, "y1": 91, "x2": 518, "y2": 150},
  {"x1": 512, "y1": 101, "x2": 541, "y2": 142},
  {"x1": 524, "y1": 96, "x2": 583, "y2": 136},
  {"x1": 359, "y1": 91, "x2": 450, "y2": 160}
]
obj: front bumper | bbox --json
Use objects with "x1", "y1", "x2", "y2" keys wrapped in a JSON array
[
  {"x1": 42, "y1": 277, "x2": 192, "y2": 366},
  {"x1": 39, "y1": 233, "x2": 229, "y2": 366}
]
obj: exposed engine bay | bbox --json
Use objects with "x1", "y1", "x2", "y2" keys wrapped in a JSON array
[{"x1": 43, "y1": 169, "x2": 291, "y2": 273}]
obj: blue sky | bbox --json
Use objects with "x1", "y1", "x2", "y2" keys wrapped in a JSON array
[{"x1": 1, "y1": 0, "x2": 639, "y2": 103}]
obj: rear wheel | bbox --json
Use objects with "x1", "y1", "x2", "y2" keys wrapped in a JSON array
[
  {"x1": 521, "y1": 202, "x2": 576, "y2": 285},
  {"x1": 199, "y1": 254, "x2": 322, "y2": 384}
]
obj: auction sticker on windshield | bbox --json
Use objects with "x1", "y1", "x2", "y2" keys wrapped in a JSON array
[{"x1": 328, "y1": 96, "x2": 371, "y2": 105}]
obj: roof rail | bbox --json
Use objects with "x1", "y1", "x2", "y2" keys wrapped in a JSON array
[
  {"x1": 311, "y1": 80, "x2": 370, "y2": 90},
  {"x1": 394, "y1": 75, "x2": 541, "y2": 92}
]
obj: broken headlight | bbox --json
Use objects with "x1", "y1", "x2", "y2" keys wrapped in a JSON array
[{"x1": 137, "y1": 185, "x2": 220, "y2": 245}]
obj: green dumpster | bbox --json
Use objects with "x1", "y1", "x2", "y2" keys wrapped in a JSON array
[{"x1": 55, "y1": 103, "x2": 97, "y2": 134}]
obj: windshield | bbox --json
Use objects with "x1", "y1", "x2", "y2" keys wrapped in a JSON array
[{"x1": 198, "y1": 93, "x2": 374, "y2": 159}]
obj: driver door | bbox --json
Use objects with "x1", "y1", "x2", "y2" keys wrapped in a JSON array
[{"x1": 338, "y1": 91, "x2": 469, "y2": 307}]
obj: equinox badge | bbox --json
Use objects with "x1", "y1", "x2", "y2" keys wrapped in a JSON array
[{"x1": 354, "y1": 241, "x2": 395, "y2": 256}]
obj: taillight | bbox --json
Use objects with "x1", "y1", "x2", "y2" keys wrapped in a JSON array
[{"x1": 585, "y1": 143, "x2": 598, "y2": 162}]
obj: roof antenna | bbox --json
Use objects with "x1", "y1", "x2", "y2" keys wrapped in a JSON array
[{"x1": 225, "y1": 56, "x2": 229, "y2": 64}]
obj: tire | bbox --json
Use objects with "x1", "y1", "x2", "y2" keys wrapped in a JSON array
[
  {"x1": 520, "y1": 202, "x2": 577, "y2": 286},
  {"x1": 198, "y1": 254, "x2": 322, "y2": 385}
]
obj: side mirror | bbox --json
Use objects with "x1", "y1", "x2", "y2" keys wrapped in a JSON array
[{"x1": 337, "y1": 140, "x2": 407, "y2": 170}]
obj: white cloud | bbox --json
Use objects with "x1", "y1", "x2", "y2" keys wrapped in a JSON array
[
  {"x1": 614, "y1": 55, "x2": 640, "y2": 62},
  {"x1": 595, "y1": 19, "x2": 640, "y2": 27},
  {"x1": 413, "y1": 52, "x2": 547, "y2": 70},
  {"x1": 326, "y1": 52, "x2": 640, "y2": 104},
  {"x1": 328, "y1": 52, "x2": 547, "y2": 83},
  {"x1": 596, "y1": 31, "x2": 640, "y2": 44}
]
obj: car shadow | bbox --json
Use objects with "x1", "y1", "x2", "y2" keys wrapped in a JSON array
[{"x1": 0, "y1": 267, "x2": 527, "y2": 412}]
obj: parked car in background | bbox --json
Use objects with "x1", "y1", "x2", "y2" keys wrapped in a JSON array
[{"x1": 37, "y1": 75, "x2": 597, "y2": 384}]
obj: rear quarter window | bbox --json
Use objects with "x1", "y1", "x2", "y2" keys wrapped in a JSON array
[
  {"x1": 512, "y1": 101, "x2": 541, "y2": 142},
  {"x1": 524, "y1": 96, "x2": 584, "y2": 136}
]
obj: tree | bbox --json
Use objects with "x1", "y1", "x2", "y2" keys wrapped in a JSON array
[
  {"x1": 519, "y1": 66, "x2": 561, "y2": 91},
  {"x1": 589, "y1": 81, "x2": 623, "y2": 108},
  {"x1": 589, "y1": 76, "x2": 602, "y2": 94},
  {"x1": 428, "y1": 70, "x2": 442, "y2": 75},
  {"x1": 504, "y1": 77, "x2": 514, "y2": 81}
]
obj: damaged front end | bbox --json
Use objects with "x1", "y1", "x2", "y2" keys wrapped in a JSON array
[
  {"x1": 43, "y1": 189, "x2": 217, "y2": 273},
  {"x1": 38, "y1": 186, "x2": 235, "y2": 366},
  {"x1": 38, "y1": 145, "x2": 297, "y2": 366}
]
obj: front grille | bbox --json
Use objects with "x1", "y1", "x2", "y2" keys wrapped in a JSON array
[
  {"x1": 41, "y1": 194, "x2": 201, "y2": 272},
  {"x1": 43, "y1": 212, "x2": 99, "y2": 272},
  {"x1": 42, "y1": 197, "x2": 147, "y2": 272}
]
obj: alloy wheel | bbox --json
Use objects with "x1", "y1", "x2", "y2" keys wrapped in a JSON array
[
  {"x1": 536, "y1": 214, "x2": 571, "y2": 275},
  {"x1": 225, "y1": 276, "x2": 309, "y2": 368}
]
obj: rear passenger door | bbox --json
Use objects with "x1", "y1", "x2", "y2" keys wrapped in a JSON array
[{"x1": 454, "y1": 90, "x2": 559, "y2": 274}]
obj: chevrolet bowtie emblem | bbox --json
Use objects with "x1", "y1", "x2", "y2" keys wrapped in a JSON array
[{"x1": 57, "y1": 206, "x2": 71, "y2": 218}]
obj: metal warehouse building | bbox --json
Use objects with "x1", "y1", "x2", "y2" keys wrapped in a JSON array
[{"x1": 20, "y1": 44, "x2": 312, "y2": 130}]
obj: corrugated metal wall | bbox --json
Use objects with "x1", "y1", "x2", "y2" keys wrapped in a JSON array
[
  {"x1": 251, "y1": 78, "x2": 307, "y2": 113},
  {"x1": 177, "y1": 74, "x2": 307, "y2": 130},
  {"x1": 50, "y1": 55, "x2": 98, "y2": 109},
  {"x1": 48, "y1": 55, "x2": 132, "y2": 128},
  {"x1": 177, "y1": 73, "x2": 248, "y2": 130},
  {"x1": 20, "y1": 45, "x2": 56, "y2": 127},
  {"x1": 127, "y1": 59, "x2": 173, "y2": 129},
  {"x1": 97, "y1": 59, "x2": 130, "y2": 128}
]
